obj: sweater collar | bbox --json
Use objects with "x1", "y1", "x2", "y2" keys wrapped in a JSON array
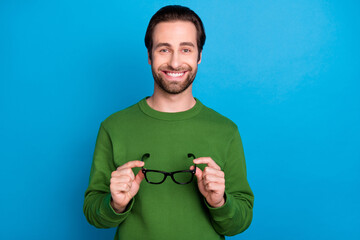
[{"x1": 138, "y1": 97, "x2": 203, "y2": 121}]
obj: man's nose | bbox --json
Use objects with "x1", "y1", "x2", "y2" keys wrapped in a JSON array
[{"x1": 169, "y1": 52, "x2": 181, "y2": 69}]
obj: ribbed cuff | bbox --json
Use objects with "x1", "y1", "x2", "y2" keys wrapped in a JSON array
[
  {"x1": 100, "y1": 194, "x2": 135, "y2": 220},
  {"x1": 205, "y1": 192, "x2": 235, "y2": 221}
]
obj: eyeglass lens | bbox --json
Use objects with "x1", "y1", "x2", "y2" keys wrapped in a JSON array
[
  {"x1": 145, "y1": 171, "x2": 166, "y2": 184},
  {"x1": 172, "y1": 171, "x2": 193, "y2": 184}
]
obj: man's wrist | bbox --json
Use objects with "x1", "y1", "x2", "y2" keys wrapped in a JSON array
[
  {"x1": 110, "y1": 199, "x2": 126, "y2": 213},
  {"x1": 207, "y1": 196, "x2": 226, "y2": 208},
  {"x1": 211, "y1": 198, "x2": 225, "y2": 208}
]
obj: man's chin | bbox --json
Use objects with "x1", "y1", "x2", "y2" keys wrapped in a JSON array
[
  {"x1": 161, "y1": 86, "x2": 188, "y2": 95},
  {"x1": 152, "y1": 70, "x2": 196, "y2": 95},
  {"x1": 158, "y1": 81, "x2": 191, "y2": 94}
]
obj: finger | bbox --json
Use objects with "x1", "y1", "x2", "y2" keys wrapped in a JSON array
[
  {"x1": 190, "y1": 166, "x2": 203, "y2": 184},
  {"x1": 193, "y1": 157, "x2": 221, "y2": 170},
  {"x1": 204, "y1": 182, "x2": 225, "y2": 192},
  {"x1": 193, "y1": 167, "x2": 208, "y2": 197},
  {"x1": 203, "y1": 174, "x2": 225, "y2": 184},
  {"x1": 111, "y1": 182, "x2": 131, "y2": 193},
  {"x1": 112, "y1": 168, "x2": 135, "y2": 180},
  {"x1": 193, "y1": 166, "x2": 203, "y2": 181},
  {"x1": 118, "y1": 182, "x2": 131, "y2": 192},
  {"x1": 117, "y1": 160, "x2": 145, "y2": 170},
  {"x1": 203, "y1": 167, "x2": 225, "y2": 178},
  {"x1": 110, "y1": 175, "x2": 133, "y2": 184},
  {"x1": 134, "y1": 169, "x2": 145, "y2": 185}
]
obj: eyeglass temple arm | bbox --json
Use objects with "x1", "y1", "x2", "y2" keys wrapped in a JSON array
[{"x1": 141, "y1": 153, "x2": 150, "y2": 168}]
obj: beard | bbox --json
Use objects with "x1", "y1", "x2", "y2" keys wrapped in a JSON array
[{"x1": 151, "y1": 65, "x2": 197, "y2": 95}]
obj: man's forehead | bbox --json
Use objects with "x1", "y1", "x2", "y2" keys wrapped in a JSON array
[{"x1": 152, "y1": 20, "x2": 197, "y2": 45}]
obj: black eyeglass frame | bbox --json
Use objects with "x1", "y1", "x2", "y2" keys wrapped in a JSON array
[{"x1": 141, "y1": 153, "x2": 197, "y2": 185}]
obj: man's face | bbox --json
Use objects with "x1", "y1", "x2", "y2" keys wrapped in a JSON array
[{"x1": 149, "y1": 21, "x2": 201, "y2": 95}]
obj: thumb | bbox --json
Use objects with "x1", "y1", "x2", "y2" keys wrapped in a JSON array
[
  {"x1": 194, "y1": 166, "x2": 203, "y2": 183},
  {"x1": 134, "y1": 169, "x2": 145, "y2": 185},
  {"x1": 192, "y1": 166, "x2": 207, "y2": 197}
]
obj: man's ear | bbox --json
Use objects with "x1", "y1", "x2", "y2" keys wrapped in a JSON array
[
  {"x1": 148, "y1": 52, "x2": 152, "y2": 65},
  {"x1": 198, "y1": 51, "x2": 202, "y2": 64}
]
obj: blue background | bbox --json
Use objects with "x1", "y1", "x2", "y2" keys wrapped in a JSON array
[{"x1": 1, "y1": 0, "x2": 359, "y2": 239}]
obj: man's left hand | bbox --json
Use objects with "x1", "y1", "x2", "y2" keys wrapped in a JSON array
[{"x1": 192, "y1": 157, "x2": 225, "y2": 208}]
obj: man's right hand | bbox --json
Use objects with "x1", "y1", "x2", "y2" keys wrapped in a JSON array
[{"x1": 110, "y1": 160, "x2": 145, "y2": 213}]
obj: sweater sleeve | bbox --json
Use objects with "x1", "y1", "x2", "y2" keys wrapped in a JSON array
[
  {"x1": 83, "y1": 124, "x2": 134, "y2": 228},
  {"x1": 206, "y1": 129, "x2": 254, "y2": 236}
]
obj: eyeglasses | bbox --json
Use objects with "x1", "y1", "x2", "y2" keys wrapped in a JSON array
[{"x1": 141, "y1": 153, "x2": 196, "y2": 185}]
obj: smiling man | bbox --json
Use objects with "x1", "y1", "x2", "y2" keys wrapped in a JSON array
[
  {"x1": 150, "y1": 21, "x2": 199, "y2": 96},
  {"x1": 84, "y1": 5, "x2": 254, "y2": 240}
]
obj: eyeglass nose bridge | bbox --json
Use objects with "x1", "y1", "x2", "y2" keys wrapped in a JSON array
[
  {"x1": 155, "y1": 171, "x2": 175, "y2": 184},
  {"x1": 165, "y1": 172, "x2": 177, "y2": 184}
]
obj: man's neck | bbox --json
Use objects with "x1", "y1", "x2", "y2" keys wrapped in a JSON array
[{"x1": 146, "y1": 89, "x2": 196, "y2": 113}]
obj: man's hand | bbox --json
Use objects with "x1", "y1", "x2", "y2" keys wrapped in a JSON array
[
  {"x1": 192, "y1": 157, "x2": 225, "y2": 208},
  {"x1": 110, "y1": 160, "x2": 145, "y2": 213}
]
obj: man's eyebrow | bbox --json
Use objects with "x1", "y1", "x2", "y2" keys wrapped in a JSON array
[
  {"x1": 180, "y1": 42, "x2": 195, "y2": 47},
  {"x1": 154, "y1": 42, "x2": 171, "y2": 49}
]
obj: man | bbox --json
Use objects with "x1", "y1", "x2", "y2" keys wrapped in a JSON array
[{"x1": 84, "y1": 5, "x2": 254, "y2": 240}]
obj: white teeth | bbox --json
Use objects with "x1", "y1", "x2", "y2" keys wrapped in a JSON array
[{"x1": 166, "y1": 72, "x2": 184, "y2": 77}]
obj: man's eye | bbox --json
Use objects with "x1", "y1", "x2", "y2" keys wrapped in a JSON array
[
  {"x1": 160, "y1": 49, "x2": 169, "y2": 53},
  {"x1": 182, "y1": 49, "x2": 191, "y2": 53}
]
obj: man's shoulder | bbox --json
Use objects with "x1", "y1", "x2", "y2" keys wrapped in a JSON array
[
  {"x1": 101, "y1": 101, "x2": 141, "y2": 127},
  {"x1": 200, "y1": 103, "x2": 238, "y2": 132}
]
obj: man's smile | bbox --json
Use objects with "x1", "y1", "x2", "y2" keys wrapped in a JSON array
[{"x1": 162, "y1": 71, "x2": 187, "y2": 79}]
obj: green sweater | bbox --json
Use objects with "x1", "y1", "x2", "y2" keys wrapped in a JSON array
[{"x1": 83, "y1": 98, "x2": 254, "y2": 240}]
